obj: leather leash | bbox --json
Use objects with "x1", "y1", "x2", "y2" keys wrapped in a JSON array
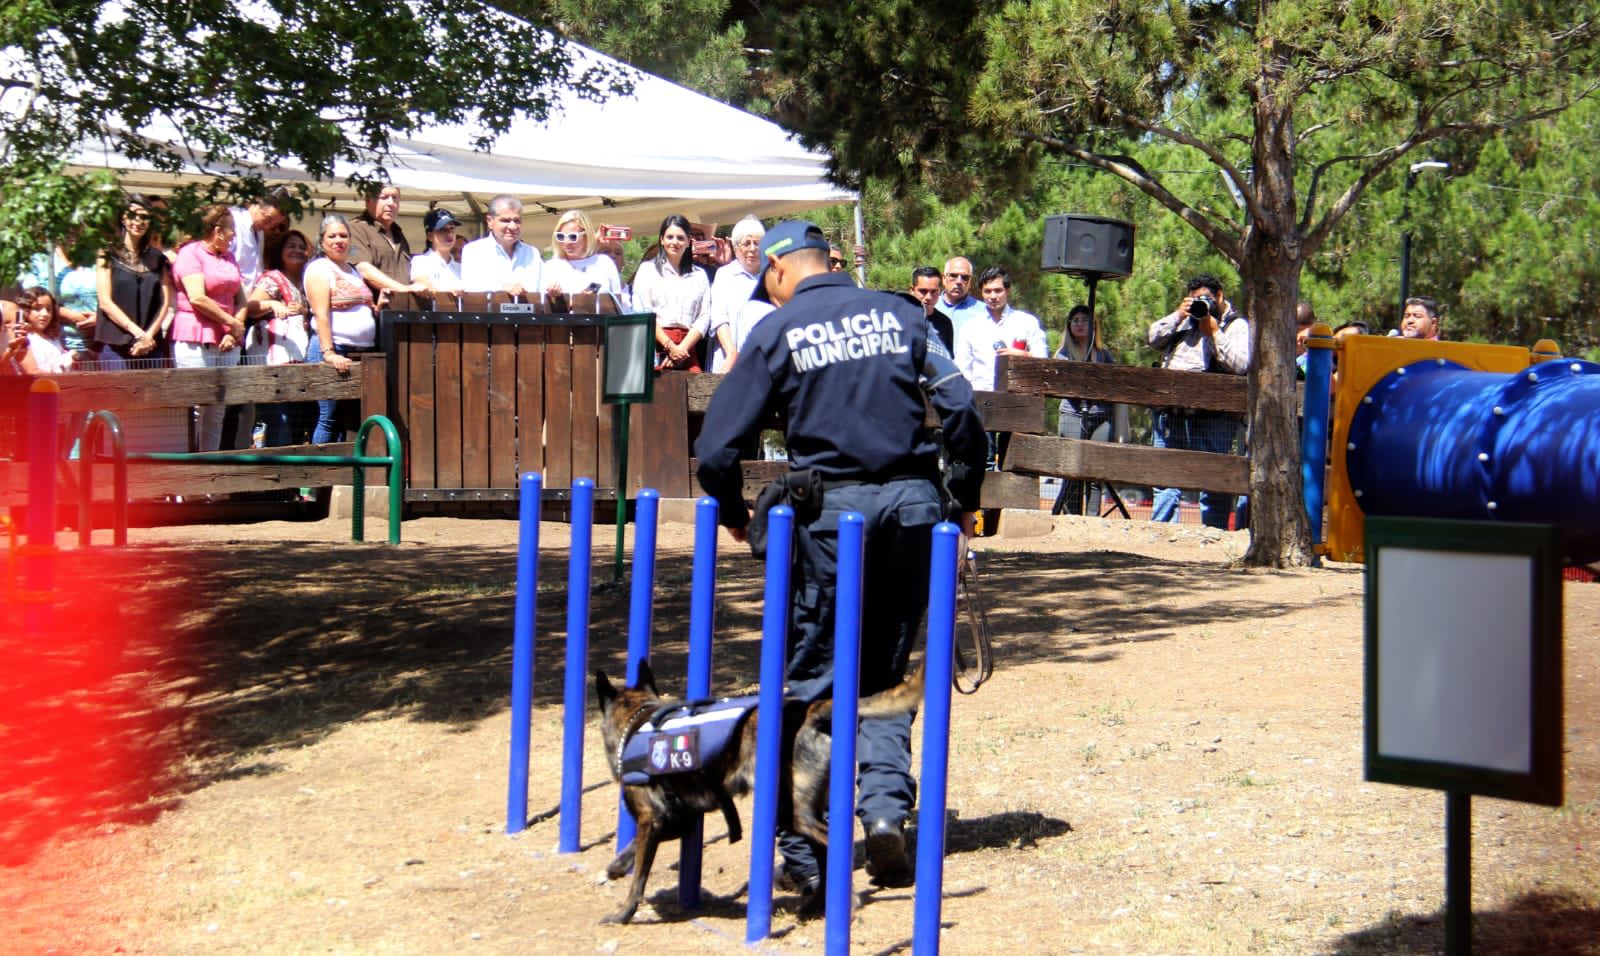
[{"x1": 953, "y1": 542, "x2": 993, "y2": 694}]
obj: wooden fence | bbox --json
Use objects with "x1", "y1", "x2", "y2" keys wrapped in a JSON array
[
  {"x1": 0, "y1": 362, "x2": 381, "y2": 502},
  {"x1": 630, "y1": 357, "x2": 1253, "y2": 510},
  {"x1": 2, "y1": 340, "x2": 1256, "y2": 516},
  {"x1": 996, "y1": 355, "x2": 1251, "y2": 500}
]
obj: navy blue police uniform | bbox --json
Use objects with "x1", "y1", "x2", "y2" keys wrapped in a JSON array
[{"x1": 694, "y1": 224, "x2": 987, "y2": 894}]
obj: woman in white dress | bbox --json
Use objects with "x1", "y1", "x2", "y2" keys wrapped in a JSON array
[{"x1": 631, "y1": 214, "x2": 710, "y2": 371}]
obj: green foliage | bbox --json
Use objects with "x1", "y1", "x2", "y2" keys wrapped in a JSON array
[
  {"x1": 0, "y1": 159, "x2": 123, "y2": 281},
  {"x1": 1, "y1": 0, "x2": 633, "y2": 280},
  {"x1": 761, "y1": 0, "x2": 1600, "y2": 564},
  {"x1": 535, "y1": 0, "x2": 752, "y2": 104}
]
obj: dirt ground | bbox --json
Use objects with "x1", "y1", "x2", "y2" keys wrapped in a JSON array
[{"x1": 2, "y1": 511, "x2": 1597, "y2": 955}]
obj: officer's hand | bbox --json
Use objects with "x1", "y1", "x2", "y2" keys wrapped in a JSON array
[{"x1": 728, "y1": 525, "x2": 748, "y2": 544}]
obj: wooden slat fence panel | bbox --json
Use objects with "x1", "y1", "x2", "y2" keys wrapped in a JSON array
[
  {"x1": 488, "y1": 325, "x2": 518, "y2": 488},
  {"x1": 460, "y1": 324, "x2": 491, "y2": 488},
  {"x1": 570, "y1": 324, "x2": 601, "y2": 484}
]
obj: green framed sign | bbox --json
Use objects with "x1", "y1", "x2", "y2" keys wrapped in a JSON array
[
  {"x1": 602, "y1": 313, "x2": 656, "y2": 404},
  {"x1": 1364, "y1": 517, "x2": 1563, "y2": 806}
]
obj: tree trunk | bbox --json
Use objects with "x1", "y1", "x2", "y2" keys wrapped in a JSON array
[{"x1": 1241, "y1": 86, "x2": 1315, "y2": 568}]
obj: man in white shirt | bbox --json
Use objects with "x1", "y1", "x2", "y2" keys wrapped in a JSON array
[
  {"x1": 707, "y1": 216, "x2": 765, "y2": 371},
  {"x1": 953, "y1": 265, "x2": 1048, "y2": 392},
  {"x1": 953, "y1": 265, "x2": 1048, "y2": 470},
  {"x1": 460, "y1": 195, "x2": 542, "y2": 296},
  {"x1": 229, "y1": 186, "x2": 290, "y2": 287}
]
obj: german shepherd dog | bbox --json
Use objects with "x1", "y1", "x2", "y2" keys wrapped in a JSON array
[{"x1": 593, "y1": 660, "x2": 923, "y2": 924}]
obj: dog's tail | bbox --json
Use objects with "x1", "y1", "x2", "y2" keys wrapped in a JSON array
[{"x1": 854, "y1": 658, "x2": 926, "y2": 718}]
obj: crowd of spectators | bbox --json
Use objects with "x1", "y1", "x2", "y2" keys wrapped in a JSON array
[{"x1": 6, "y1": 183, "x2": 1418, "y2": 524}]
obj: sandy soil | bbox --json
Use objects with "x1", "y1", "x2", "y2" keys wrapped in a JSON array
[{"x1": 2, "y1": 512, "x2": 1597, "y2": 955}]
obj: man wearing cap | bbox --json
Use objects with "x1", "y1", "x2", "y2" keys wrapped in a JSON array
[
  {"x1": 695, "y1": 221, "x2": 988, "y2": 907},
  {"x1": 349, "y1": 184, "x2": 426, "y2": 305},
  {"x1": 460, "y1": 195, "x2": 542, "y2": 296},
  {"x1": 411, "y1": 208, "x2": 466, "y2": 298}
]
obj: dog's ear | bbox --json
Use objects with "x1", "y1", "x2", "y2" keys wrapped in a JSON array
[
  {"x1": 594, "y1": 669, "x2": 618, "y2": 714},
  {"x1": 634, "y1": 658, "x2": 658, "y2": 696}
]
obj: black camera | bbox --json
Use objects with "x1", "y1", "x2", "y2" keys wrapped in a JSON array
[{"x1": 1188, "y1": 294, "x2": 1220, "y2": 319}]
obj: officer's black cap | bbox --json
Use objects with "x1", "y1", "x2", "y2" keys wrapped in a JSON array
[{"x1": 751, "y1": 220, "x2": 831, "y2": 303}]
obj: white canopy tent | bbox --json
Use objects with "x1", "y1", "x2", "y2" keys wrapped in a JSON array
[{"x1": 64, "y1": 39, "x2": 855, "y2": 241}]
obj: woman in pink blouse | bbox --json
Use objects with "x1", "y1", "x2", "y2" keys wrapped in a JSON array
[{"x1": 170, "y1": 204, "x2": 248, "y2": 450}]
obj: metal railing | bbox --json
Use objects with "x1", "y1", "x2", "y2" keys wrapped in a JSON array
[{"x1": 79, "y1": 412, "x2": 406, "y2": 544}]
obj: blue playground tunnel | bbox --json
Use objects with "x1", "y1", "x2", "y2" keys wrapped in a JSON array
[{"x1": 1341, "y1": 357, "x2": 1600, "y2": 560}]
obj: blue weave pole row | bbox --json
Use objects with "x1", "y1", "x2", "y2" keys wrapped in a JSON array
[{"x1": 506, "y1": 483, "x2": 955, "y2": 951}]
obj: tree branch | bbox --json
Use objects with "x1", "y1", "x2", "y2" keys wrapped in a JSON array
[
  {"x1": 1114, "y1": 113, "x2": 1268, "y2": 230},
  {"x1": 1019, "y1": 131, "x2": 1244, "y2": 265}
]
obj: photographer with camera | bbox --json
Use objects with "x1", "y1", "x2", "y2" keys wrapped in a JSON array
[{"x1": 1146, "y1": 274, "x2": 1250, "y2": 529}]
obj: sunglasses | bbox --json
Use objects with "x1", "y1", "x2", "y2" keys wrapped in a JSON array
[
  {"x1": 126, "y1": 211, "x2": 152, "y2": 222},
  {"x1": 555, "y1": 231, "x2": 584, "y2": 242},
  {"x1": 829, "y1": 257, "x2": 847, "y2": 268}
]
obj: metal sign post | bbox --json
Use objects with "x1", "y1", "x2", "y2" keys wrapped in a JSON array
[
  {"x1": 1364, "y1": 517, "x2": 1563, "y2": 956},
  {"x1": 602, "y1": 312, "x2": 657, "y2": 582}
]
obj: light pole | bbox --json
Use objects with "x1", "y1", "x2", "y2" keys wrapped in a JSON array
[{"x1": 1399, "y1": 160, "x2": 1450, "y2": 320}]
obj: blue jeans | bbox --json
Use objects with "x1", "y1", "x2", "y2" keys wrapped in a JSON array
[
  {"x1": 1150, "y1": 411, "x2": 1239, "y2": 529},
  {"x1": 305, "y1": 339, "x2": 370, "y2": 443},
  {"x1": 776, "y1": 478, "x2": 943, "y2": 887}
]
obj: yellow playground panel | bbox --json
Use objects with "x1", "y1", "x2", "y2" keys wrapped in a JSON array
[{"x1": 1323, "y1": 334, "x2": 1561, "y2": 563}]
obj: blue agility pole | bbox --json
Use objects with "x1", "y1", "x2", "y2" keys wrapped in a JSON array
[
  {"x1": 825, "y1": 511, "x2": 866, "y2": 955},
  {"x1": 559, "y1": 478, "x2": 596, "y2": 854},
  {"x1": 679, "y1": 496, "x2": 720, "y2": 909},
  {"x1": 747, "y1": 504, "x2": 794, "y2": 943},
  {"x1": 1301, "y1": 324, "x2": 1335, "y2": 547},
  {"x1": 913, "y1": 522, "x2": 961, "y2": 955},
  {"x1": 506, "y1": 472, "x2": 544, "y2": 833},
  {"x1": 616, "y1": 488, "x2": 660, "y2": 854}
]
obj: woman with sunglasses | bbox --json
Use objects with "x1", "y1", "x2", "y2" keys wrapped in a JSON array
[
  {"x1": 632, "y1": 214, "x2": 710, "y2": 371},
  {"x1": 94, "y1": 194, "x2": 174, "y2": 365},
  {"x1": 543, "y1": 209, "x2": 623, "y2": 302}
]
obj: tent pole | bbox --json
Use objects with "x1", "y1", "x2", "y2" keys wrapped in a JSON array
[{"x1": 852, "y1": 201, "x2": 866, "y2": 286}]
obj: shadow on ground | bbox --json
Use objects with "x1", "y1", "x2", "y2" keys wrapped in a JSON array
[
  {"x1": 1330, "y1": 890, "x2": 1600, "y2": 955},
  {"x1": 1, "y1": 536, "x2": 1332, "y2": 864}
]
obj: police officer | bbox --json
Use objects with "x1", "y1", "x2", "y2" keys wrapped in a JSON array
[{"x1": 694, "y1": 221, "x2": 988, "y2": 905}]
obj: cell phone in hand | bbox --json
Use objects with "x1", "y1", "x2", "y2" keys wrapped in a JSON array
[
  {"x1": 692, "y1": 239, "x2": 718, "y2": 256},
  {"x1": 599, "y1": 224, "x2": 632, "y2": 241}
]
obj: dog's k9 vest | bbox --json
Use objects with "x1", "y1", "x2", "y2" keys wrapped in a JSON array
[{"x1": 619, "y1": 696, "x2": 756, "y2": 786}]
